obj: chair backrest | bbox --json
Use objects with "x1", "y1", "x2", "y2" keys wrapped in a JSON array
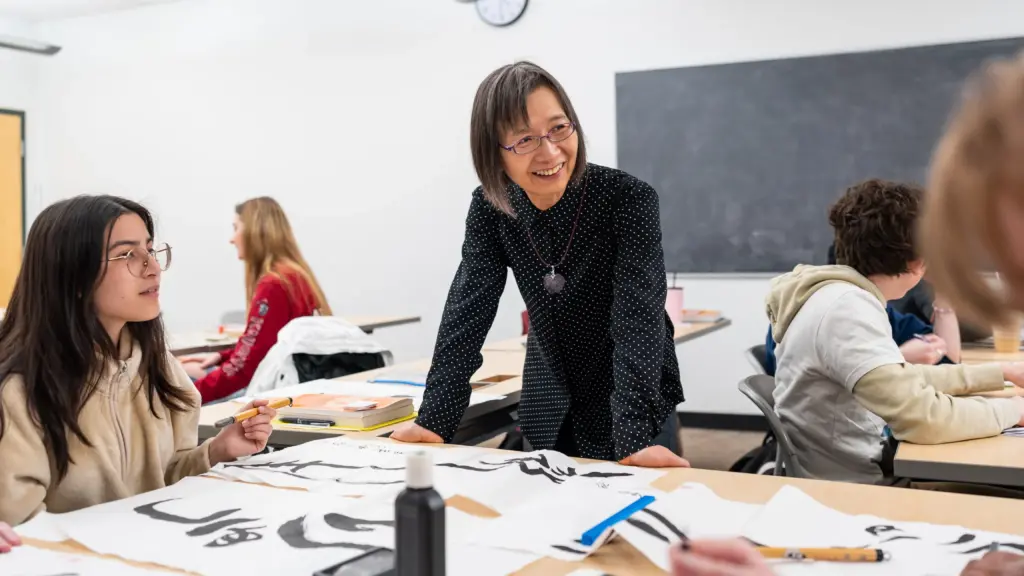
[
  {"x1": 745, "y1": 344, "x2": 770, "y2": 375},
  {"x1": 737, "y1": 375, "x2": 808, "y2": 478},
  {"x1": 220, "y1": 310, "x2": 246, "y2": 326},
  {"x1": 521, "y1": 310, "x2": 530, "y2": 335}
]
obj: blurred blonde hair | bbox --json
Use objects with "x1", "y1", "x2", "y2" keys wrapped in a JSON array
[
  {"x1": 921, "y1": 51, "x2": 1024, "y2": 328},
  {"x1": 235, "y1": 197, "x2": 333, "y2": 316}
]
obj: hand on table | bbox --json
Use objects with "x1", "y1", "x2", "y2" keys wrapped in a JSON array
[
  {"x1": 961, "y1": 550, "x2": 1024, "y2": 576},
  {"x1": 670, "y1": 539, "x2": 773, "y2": 576},
  {"x1": 209, "y1": 398, "x2": 277, "y2": 465},
  {"x1": 1002, "y1": 363, "x2": 1024, "y2": 389},
  {"x1": 899, "y1": 334, "x2": 947, "y2": 365},
  {"x1": 390, "y1": 422, "x2": 443, "y2": 444},
  {"x1": 179, "y1": 352, "x2": 221, "y2": 379},
  {"x1": 619, "y1": 445, "x2": 690, "y2": 468},
  {"x1": 0, "y1": 522, "x2": 21, "y2": 554}
]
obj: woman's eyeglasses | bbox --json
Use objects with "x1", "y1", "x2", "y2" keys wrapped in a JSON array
[
  {"x1": 500, "y1": 122, "x2": 576, "y2": 155},
  {"x1": 107, "y1": 243, "x2": 172, "y2": 278}
]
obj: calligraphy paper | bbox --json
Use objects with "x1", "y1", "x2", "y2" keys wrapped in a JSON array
[
  {"x1": 445, "y1": 509, "x2": 541, "y2": 576},
  {"x1": 209, "y1": 438, "x2": 664, "y2": 514},
  {"x1": 0, "y1": 545, "x2": 178, "y2": 576},
  {"x1": 430, "y1": 449, "x2": 666, "y2": 513},
  {"x1": 14, "y1": 511, "x2": 68, "y2": 542},
  {"x1": 615, "y1": 482, "x2": 763, "y2": 572},
  {"x1": 466, "y1": 483, "x2": 652, "y2": 561},
  {"x1": 742, "y1": 485, "x2": 1024, "y2": 576},
  {"x1": 51, "y1": 477, "x2": 398, "y2": 576},
  {"x1": 207, "y1": 436, "x2": 487, "y2": 497}
]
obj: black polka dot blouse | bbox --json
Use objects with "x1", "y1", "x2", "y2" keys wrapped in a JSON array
[{"x1": 416, "y1": 163, "x2": 684, "y2": 461}]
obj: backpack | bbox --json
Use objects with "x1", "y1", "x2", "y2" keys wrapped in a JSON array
[{"x1": 729, "y1": 431, "x2": 779, "y2": 476}]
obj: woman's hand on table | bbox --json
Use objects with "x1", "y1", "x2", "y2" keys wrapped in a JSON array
[
  {"x1": 391, "y1": 422, "x2": 443, "y2": 444},
  {"x1": 619, "y1": 445, "x2": 690, "y2": 468}
]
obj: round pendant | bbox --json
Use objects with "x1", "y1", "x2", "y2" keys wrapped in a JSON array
[{"x1": 543, "y1": 272, "x2": 566, "y2": 294}]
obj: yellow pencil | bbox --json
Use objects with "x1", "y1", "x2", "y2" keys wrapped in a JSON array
[
  {"x1": 214, "y1": 397, "x2": 293, "y2": 428},
  {"x1": 756, "y1": 547, "x2": 890, "y2": 562}
]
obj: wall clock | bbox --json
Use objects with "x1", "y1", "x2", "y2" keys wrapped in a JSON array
[{"x1": 476, "y1": 0, "x2": 528, "y2": 27}]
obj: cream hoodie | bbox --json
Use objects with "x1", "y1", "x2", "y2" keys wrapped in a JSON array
[
  {"x1": 766, "y1": 265, "x2": 1019, "y2": 484},
  {"x1": 0, "y1": 336, "x2": 213, "y2": 526}
]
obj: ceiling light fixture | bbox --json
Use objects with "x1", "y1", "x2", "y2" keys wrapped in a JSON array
[{"x1": 0, "y1": 33, "x2": 61, "y2": 56}]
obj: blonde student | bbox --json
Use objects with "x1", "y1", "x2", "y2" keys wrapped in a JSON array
[
  {"x1": 0, "y1": 195, "x2": 277, "y2": 537},
  {"x1": 178, "y1": 197, "x2": 332, "y2": 404}
]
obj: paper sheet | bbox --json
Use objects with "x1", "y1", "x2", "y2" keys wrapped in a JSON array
[
  {"x1": 206, "y1": 436, "x2": 488, "y2": 498},
  {"x1": 51, "y1": 477, "x2": 400, "y2": 576},
  {"x1": 615, "y1": 482, "x2": 763, "y2": 572},
  {"x1": 209, "y1": 438, "x2": 664, "y2": 514},
  {"x1": 743, "y1": 485, "x2": 1024, "y2": 576},
  {"x1": 0, "y1": 545, "x2": 178, "y2": 576},
  {"x1": 14, "y1": 511, "x2": 69, "y2": 542},
  {"x1": 241, "y1": 379, "x2": 505, "y2": 411},
  {"x1": 446, "y1": 509, "x2": 540, "y2": 576},
  {"x1": 467, "y1": 483, "x2": 647, "y2": 561}
]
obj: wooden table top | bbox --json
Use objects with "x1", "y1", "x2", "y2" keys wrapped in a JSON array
[
  {"x1": 24, "y1": 439, "x2": 1024, "y2": 576},
  {"x1": 198, "y1": 349, "x2": 527, "y2": 444},
  {"x1": 170, "y1": 314, "x2": 421, "y2": 355},
  {"x1": 481, "y1": 316, "x2": 731, "y2": 352}
]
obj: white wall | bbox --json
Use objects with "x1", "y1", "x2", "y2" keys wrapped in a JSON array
[
  {"x1": 0, "y1": 15, "x2": 42, "y2": 217},
  {"x1": 29, "y1": 0, "x2": 1024, "y2": 416}
]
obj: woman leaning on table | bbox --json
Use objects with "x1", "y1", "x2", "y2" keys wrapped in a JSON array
[{"x1": 391, "y1": 61, "x2": 688, "y2": 468}]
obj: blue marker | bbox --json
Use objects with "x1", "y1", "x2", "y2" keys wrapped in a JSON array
[{"x1": 580, "y1": 494, "x2": 656, "y2": 546}]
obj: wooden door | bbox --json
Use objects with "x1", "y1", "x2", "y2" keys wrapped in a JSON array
[{"x1": 0, "y1": 110, "x2": 24, "y2": 309}]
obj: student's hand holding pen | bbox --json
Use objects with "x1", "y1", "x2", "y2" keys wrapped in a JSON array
[{"x1": 900, "y1": 334, "x2": 947, "y2": 365}]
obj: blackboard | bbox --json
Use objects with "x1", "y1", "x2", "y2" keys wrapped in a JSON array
[{"x1": 616, "y1": 37, "x2": 1024, "y2": 273}]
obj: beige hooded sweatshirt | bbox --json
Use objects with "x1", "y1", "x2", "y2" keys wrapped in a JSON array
[
  {"x1": 766, "y1": 264, "x2": 1018, "y2": 484},
  {"x1": 0, "y1": 336, "x2": 213, "y2": 526}
]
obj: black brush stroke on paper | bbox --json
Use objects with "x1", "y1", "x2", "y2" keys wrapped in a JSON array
[
  {"x1": 944, "y1": 534, "x2": 977, "y2": 546},
  {"x1": 134, "y1": 499, "x2": 241, "y2": 525},
  {"x1": 134, "y1": 499, "x2": 266, "y2": 547},
  {"x1": 866, "y1": 525, "x2": 902, "y2": 536},
  {"x1": 959, "y1": 543, "x2": 1024, "y2": 555},
  {"x1": 207, "y1": 526, "x2": 267, "y2": 548},
  {"x1": 278, "y1": 516, "x2": 378, "y2": 551},
  {"x1": 323, "y1": 513, "x2": 394, "y2": 532},
  {"x1": 438, "y1": 453, "x2": 634, "y2": 485},
  {"x1": 640, "y1": 508, "x2": 688, "y2": 542},
  {"x1": 626, "y1": 517, "x2": 669, "y2": 543}
]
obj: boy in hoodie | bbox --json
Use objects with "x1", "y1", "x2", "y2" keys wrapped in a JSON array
[{"x1": 766, "y1": 178, "x2": 1024, "y2": 485}]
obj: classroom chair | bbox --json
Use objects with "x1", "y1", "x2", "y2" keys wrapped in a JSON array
[
  {"x1": 220, "y1": 310, "x2": 246, "y2": 326},
  {"x1": 745, "y1": 344, "x2": 770, "y2": 375},
  {"x1": 737, "y1": 375, "x2": 807, "y2": 478},
  {"x1": 521, "y1": 310, "x2": 530, "y2": 335}
]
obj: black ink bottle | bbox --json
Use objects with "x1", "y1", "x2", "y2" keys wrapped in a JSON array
[{"x1": 395, "y1": 450, "x2": 445, "y2": 576}]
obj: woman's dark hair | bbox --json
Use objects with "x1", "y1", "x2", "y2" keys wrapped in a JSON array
[
  {"x1": 0, "y1": 195, "x2": 193, "y2": 480},
  {"x1": 470, "y1": 60, "x2": 587, "y2": 215},
  {"x1": 828, "y1": 179, "x2": 924, "y2": 277}
]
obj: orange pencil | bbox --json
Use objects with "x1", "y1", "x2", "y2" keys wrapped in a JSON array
[
  {"x1": 214, "y1": 397, "x2": 293, "y2": 428},
  {"x1": 756, "y1": 547, "x2": 890, "y2": 562}
]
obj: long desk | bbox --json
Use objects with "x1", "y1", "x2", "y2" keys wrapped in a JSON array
[
  {"x1": 894, "y1": 345, "x2": 1024, "y2": 487},
  {"x1": 198, "y1": 315, "x2": 732, "y2": 448},
  {"x1": 481, "y1": 318, "x2": 732, "y2": 352},
  {"x1": 23, "y1": 439, "x2": 1024, "y2": 576},
  {"x1": 170, "y1": 314, "x2": 422, "y2": 355}
]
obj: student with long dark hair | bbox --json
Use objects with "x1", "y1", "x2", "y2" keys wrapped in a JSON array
[{"x1": 0, "y1": 196, "x2": 277, "y2": 538}]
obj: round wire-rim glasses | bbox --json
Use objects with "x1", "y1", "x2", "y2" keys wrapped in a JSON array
[
  {"x1": 500, "y1": 121, "x2": 577, "y2": 155},
  {"x1": 107, "y1": 243, "x2": 172, "y2": 277}
]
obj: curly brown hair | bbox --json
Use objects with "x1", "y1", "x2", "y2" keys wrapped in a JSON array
[{"x1": 829, "y1": 179, "x2": 924, "y2": 277}]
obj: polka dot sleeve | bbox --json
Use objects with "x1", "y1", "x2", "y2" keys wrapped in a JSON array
[
  {"x1": 415, "y1": 189, "x2": 508, "y2": 441},
  {"x1": 609, "y1": 178, "x2": 670, "y2": 460}
]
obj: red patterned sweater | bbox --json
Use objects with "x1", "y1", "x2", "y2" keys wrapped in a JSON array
[{"x1": 195, "y1": 268, "x2": 319, "y2": 403}]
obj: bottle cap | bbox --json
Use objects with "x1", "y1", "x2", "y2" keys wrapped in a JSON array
[{"x1": 406, "y1": 450, "x2": 434, "y2": 489}]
